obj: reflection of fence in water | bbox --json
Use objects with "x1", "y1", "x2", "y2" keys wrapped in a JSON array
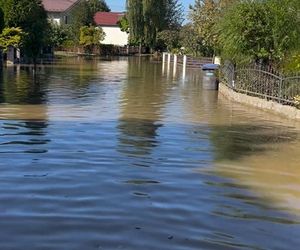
[{"x1": 222, "y1": 62, "x2": 300, "y2": 107}]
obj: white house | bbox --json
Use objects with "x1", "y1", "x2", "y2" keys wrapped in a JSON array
[
  {"x1": 42, "y1": 0, "x2": 82, "y2": 25},
  {"x1": 94, "y1": 12, "x2": 129, "y2": 46}
]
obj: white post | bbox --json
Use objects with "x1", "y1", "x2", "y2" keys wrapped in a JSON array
[
  {"x1": 182, "y1": 55, "x2": 187, "y2": 80},
  {"x1": 162, "y1": 52, "x2": 166, "y2": 74},
  {"x1": 173, "y1": 54, "x2": 177, "y2": 77},
  {"x1": 162, "y1": 52, "x2": 166, "y2": 64},
  {"x1": 167, "y1": 53, "x2": 171, "y2": 77}
]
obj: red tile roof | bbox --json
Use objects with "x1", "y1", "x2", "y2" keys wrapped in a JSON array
[
  {"x1": 42, "y1": 0, "x2": 80, "y2": 12},
  {"x1": 94, "y1": 12, "x2": 124, "y2": 26}
]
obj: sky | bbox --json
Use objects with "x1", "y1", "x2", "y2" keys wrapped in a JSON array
[{"x1": 106, "y1": 0, "x2": 195, "y2": 17}]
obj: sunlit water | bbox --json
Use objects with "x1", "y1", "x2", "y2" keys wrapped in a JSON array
[{"x1": 0, "y1": 57, "x2": 300, "y2": 250}]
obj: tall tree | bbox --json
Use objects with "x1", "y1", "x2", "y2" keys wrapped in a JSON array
[
  {"x1": 126, "y1": 0, "x2": 144, "y2": 45},
  {"x1": 218, "y1": 0, "x2": 300, "y2": 66},
  {"x1": 127, "y1": 0, "x2": 183, "y2": 49},
  {"x1": 69, "y1": 0, "x2": 110, "y2": 43},
  {"x1": 1, "y1": 0, "x2": 49, "y2": 62},
  {"x1": 189, "y1": 0, "x2": 237, "y2": 55}
]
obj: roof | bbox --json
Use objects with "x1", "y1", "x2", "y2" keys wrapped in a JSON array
[
  {"x1": 94, "y1": 12, "x2": 124, "y2": 26},
  {"x1": 42, "y1": 0, "x2": 80, "y2": 12}
]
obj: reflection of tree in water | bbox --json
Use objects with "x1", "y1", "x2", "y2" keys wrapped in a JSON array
[
  {"x1": 209, "y1": 124, "x2": 297, "y2": 161},
  {"x1": 117, "y1": 118, "x2": 162, "y2": 156},
  {"x1": 0, "y1": 66, "x2": 46, "y2": 104},
  {"x1": 117, "y1": 58, "x2": 167, "y2": 157}
]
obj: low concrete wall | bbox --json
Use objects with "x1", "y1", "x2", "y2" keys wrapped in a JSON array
[{"x1": 219, "y1": 83, "x2": 300, "y2": 121}]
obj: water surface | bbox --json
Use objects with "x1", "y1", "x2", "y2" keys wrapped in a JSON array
[{"x1": 0, "y1": 57, "x2": 300, "y2": 250}]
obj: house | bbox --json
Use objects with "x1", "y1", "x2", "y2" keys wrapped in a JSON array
[
  {"x1": 42, "y1": 0, "x2": 82, "y2": 25},
  {"x1": 94, "y1": 12, "x2": 129, "y2": 46}
]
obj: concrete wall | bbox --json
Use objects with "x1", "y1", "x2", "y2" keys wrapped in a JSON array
[
  {"x1": 101, "y1": 26, "x2": 128, "y2": 46},
  {"x1": 219, "y1": 83, "x2": 300, "y2": 121}
]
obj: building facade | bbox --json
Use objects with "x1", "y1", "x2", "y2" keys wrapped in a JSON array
[
  {"x1": 42, "y1": 0, "x2": 81, "y2": 25},
  {"x1": 94, "y1": 12, "x2": 129, "y2": 46}
]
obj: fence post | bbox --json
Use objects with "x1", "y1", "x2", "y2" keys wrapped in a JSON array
[
  {"x1": 279, "y1": 77, "x2": 283, "y2": 103},
  {"x1": 183, "y1": 55, "x2": 187, "y2": 80},
  {"x1": 162, "y1": 52, "x2": 166, "y2": 74},
  {"x1": 173, "y1": 54, "x2": 177, "y2": 77},
  {"x1": 167, "y1": 53, "x2": 171, "y2": 74}
]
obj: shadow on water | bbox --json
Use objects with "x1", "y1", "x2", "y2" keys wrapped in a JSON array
[
  {"x1": 0, "y1": 66, "x2": 46, "y2": 104},
  {"x1": 209, "y1": 124, "x2": 297, "y2": 161},
  {"x1": 117, "y1": 118, "x2": 162, "y2": 157}
]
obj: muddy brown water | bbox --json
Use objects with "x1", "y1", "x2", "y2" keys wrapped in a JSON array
[{"x1": 0, "y1": 57, "x2": 300, "y2": 250}]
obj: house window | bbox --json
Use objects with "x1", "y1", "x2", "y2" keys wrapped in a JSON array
[{"x1": 64, "y1": 16, "x2": 68, "y2": 24}]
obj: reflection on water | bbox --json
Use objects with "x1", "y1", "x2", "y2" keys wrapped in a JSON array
[{"x1": 0, "y1": 57, "x2": 300, "y2": 249}]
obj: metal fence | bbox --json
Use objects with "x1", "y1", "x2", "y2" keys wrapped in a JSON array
[{"x1": 221, "y1": 61, "x2": 300, "y2": 107}]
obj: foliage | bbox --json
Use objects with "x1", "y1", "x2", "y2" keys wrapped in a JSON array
[
  {"x1": 88, "y1": 0, "x2": 110, "y2": 14},
  {"x1": 180, "y1": 24, "x2": 213, "y2": 57},
  {"x1": 0, "y1": 27, "x2": 26, "y2": 51},
  {"x1": 0, "y1": 8, "x2": 4, "y2": 33},
  {"x1": 157, "y1": 29, "x2": 180, "y2": 51},
  {"x1": 218, "y1": 0, "x2": 300, "y2": 66},
  {"x1": 79, "y1": 26, "x2": 105, "y2": 53},
  {"x1": 1, "y1": 0, "x2": 49, "y2": 61},
  {"x1": 126, "y1": 0, "x2": 183, "y2": 48},
  {"x1": 48, "y1": 23, "x2": 70, "y2": 48},
  {"x1": 284, "y1": 52, "x2": 300, "y2": 73},
  {"x1": 189, "y1": 0, "x2": 237, "y2": 55},
  {"x1": 118, "y1": 16, "x2": 130, "y2": 34},
  {"x1": 69, "y1": 0, "x2": 110, "y2": 44}
]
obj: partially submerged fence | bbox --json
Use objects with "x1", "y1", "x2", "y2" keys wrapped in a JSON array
[
  {"x1": 221, "y1": 61, "x2": 300, "y2": 107},
  {"x1": 162, "y1": 52, "x2": 213, "y2": 79}
]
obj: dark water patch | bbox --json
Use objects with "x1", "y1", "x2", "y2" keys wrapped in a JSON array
[{"x1": 209, "y1": 124, "x2": 297, "y2": 161}]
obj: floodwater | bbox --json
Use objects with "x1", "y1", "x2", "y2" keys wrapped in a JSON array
[{"x1": 0, "y1": 57, "x2": 300, "y2": 250}]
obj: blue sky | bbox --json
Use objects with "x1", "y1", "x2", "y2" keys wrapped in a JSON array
[{"x1": 107, "y1": 0, "x2": 194, "y2": 16}]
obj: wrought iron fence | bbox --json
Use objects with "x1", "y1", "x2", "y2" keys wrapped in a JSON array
[{"x1": 221, "y1": 61, "x2": 300, "y2": 107}]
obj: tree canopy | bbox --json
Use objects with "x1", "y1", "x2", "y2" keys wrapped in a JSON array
[
  {"x1": 218, "y1": 0, "x2": 300, "y2": 65},
  {"x1": 0, "y1": 27, "x2": 26, "y2": 52},
  {"x1": 126, "y1": 0, "x2": 183, "y2": 48},
  {"x1": 79, "y1": 26, "x2": 105, "y2": 53},
  {"x1": 69, "y1": 0, "x2": 110, "y2": 44},
  {"x1": 0, "y1": 0, "x2": 49, "y2": 61}
]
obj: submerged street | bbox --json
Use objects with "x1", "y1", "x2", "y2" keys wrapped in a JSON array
[{"x1": 0, "y1": 57, "x2": 300, "y2": 250}]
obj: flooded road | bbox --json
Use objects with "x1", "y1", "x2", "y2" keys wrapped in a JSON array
[{"x1": 0, "y1": 57, "x2": 300, "y2": 250}]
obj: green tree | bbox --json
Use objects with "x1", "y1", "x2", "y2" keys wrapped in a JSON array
[
  {"x1": 189, "y1": 0, "x2": 237, "y2": 56},
  {"x1": 0, "y1": 8, "x2": 4, "y2": 32},
  {"x1": 0, "y1": 27, "x2": 26, "y2": 52},
  {"x1": 126, "y1": 0, "x2": 183, "y2": 49},
  {"x1": 69, "y1": 0, "x2": 110, "y2": 44},
  {"x1": 79, "y1": 26, "x2": 105, "y2": 53},
  {"x1": 88, "y1": 0, "x2": 110, "y2": 14},
  {"x1": 157, "y1": 30, "x2": 180, "y2": 52},
  {"x1": 179, "y1": 24, "x2": 213, "y2": 56},
  {"x1": 1, "y1": 0, "x2": 49, "y2": 62},
  {"x1": 118, "y1": 15, "x2": 130, "y2": 34},
  {"x1": 218, "y1": 0, "x2": 300, "y2": 66},
  {"x1": 48, "y1": 23, "x2": 70, "y2": 48}
]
